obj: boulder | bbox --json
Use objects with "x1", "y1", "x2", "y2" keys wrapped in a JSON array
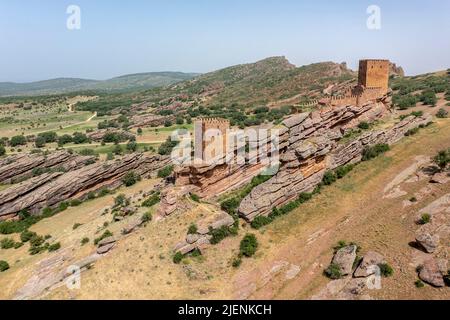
[
  {"x1": 354, "y1": 251, "x2": 385, "y2": 278},
  {"x1": 419, "y1": 258, "x2": 445, "y2": 287},
  {"x1": 186, "y1": 234, "x2": 201, "y2": 244},
  {"x1": 430, "y1": 172, "x2": 450, "y2": 184},
  {"x1": 97, "y1": 242, "x2": 115, "y2": 254},
  {"x1": 415, "y1": 232, "x2": 439, "y2": 254},
  {"x1": 332, "y1": 245, "x2": 357, "y2": 276}
]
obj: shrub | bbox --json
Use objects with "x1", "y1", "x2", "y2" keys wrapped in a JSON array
[
  {"x1": 358, "y1": 122, "x2": 370, "y2": 130},
  {"x1": 72, "y1": 223, "x2": 83, "y2": 230},
  {"x1": 239, "y1": 234, "x2": 258, "y2": 257},
  {"x1": 433, "y1": 149, "x2": 450, "y2": 170},
  {"x1": 187, "y1": 224, "x2": 198, "y2": 235},
  {"x1": 0, "y1": 145, "x2": 5, "y2": 156},
  {"x1": 415, "y1": 280, "x2": 425, "y2": 288},
  {"x1": 173, "y1": 252, "x2": 184, "y2": 264},
  {"x1": 209, "y1": 226, "x2": 234, "y2": 245},
  {"x1": 1, "y1": 238, "x2": 16, "y2": 249},
  {"x1": 70, "y1": 199, "x2": 82, "y2": 207},
  {"x1": 48, "y1": 242, "x2": 61, "y2": 252},
  {"x1": 220, "y1": 198, "x2": 240, "y2": 215},
  {"x1": 436, "y1": 108, "x2": 448, "y2": 119},
  {"x1": 122, "y1": 171, "x2": 141, "y2": 187},
  {"x1": 81, "y1": 237, "x2": 89, "y2": 246},
  {"x1": 114, "y1": 194, "x2": 129, "y2": 207},
  {"x1": 157, "y1": 165, "x2": 174, "y2": 179},
  {"x1": 232, "y1": 256, "x2": 242, "y2": 268},
  {"x1": 141, "y1": 211, "x2": 152, "y2": 223},
  {"x1": 419, "y1": 213, "x2": 431, "y2": 225},
  {"x1": 324, "y1": 263, "x2": 342, "y2": 279},
  {"x1": 142, "y1": 192, "x2": 160, "y2": 207},
  {"x1": 322, "y1": 171, "x2": 337, "y2": 186},
  {"x1": 378, "y1": 263, "x2": 394, "y2": 277},
  {"x1": 10, "y1": 135, "x2": 26, "y2": 147},
  {"x1": 333, "y1": 240, "x2": 348, "y2": 253},
  {"x1": 250, "y1": 216, "x2": 272, "y2": 229},
  {"x1": 0, "y1": 260, "x2": 9, "y2": 272},
  {"x1": 362, "y1": 144, "x2": 390, "y2": 161},
  {"x1": 190, "y1": 193, "x2": 200, "y2": 202},
  {"x1": 335, "y1": 164, "x2": 354, "y2": 179},
  {"x1": 20, "y1": 230, "x2": 36, "y2": 243},
  {"x1": 94, "y1": 230, "x2": 113, "y2": 245}
]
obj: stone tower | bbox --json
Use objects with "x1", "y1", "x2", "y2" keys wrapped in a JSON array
[
  {"x1": 358, "y1": 59, "x2": 390, "y2": 94},
  {"x1": 194, "y1": 118, "x2": 230, "y2": 163}
]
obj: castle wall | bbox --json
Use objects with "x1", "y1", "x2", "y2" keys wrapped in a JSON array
[
  {"x1": 194, "y1": 118, "x2": 230, "y2": 163},
  {"x1": 358, "y1": 60, "x2": 389, "y2": 94}
]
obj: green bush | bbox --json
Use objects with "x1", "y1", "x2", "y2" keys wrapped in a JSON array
[
  {"x1": 72, "y1": 223, "x2": 83, "y2": 230},
  {"x1": 358, "y1": 122, "x2": 370, "y2": 130},
  {"x1": 324, "y1": 263, "x2": 342, "y2": 279},
  {"x1": 419, "y1": 213, "x2": 431, "y2": 225},
  {"x1": 250, "y1": 216, "x2": 272, "y2": 229},
  {"x1": 122, "y1": 171, "x2": 141, "y2": 187},
  {"x1": 239, "y1": 234, "x2": 258, "y2": 257},
  {"x1": 48, "y1": 242, "x2": 61, "y2": 252},
  {"x1": 0, "y1": 260, "x2": 9, "y2": 272},
  {"x1": 433, "y1": 149, "x2": 450, "y2": 170},
  {"x1": 10, "y1": 135, "x2": 26, "y2": 147},
  {"x1": 70, "y1": 199, "x2": 82, "y2": 207},
  {"x1": 190, "y1": 193, "x2": 200, "y2": 202},
  {"x1": 0, "y1": 238, "x2": 16, "y2": 249},
  {"x1": 436, "y1": 108, "x2": 448, "y2": 119},
  {"x1": 362, "y1": 144, "x2": 390, "y2": 161},
  {"x1": 0, "y1": 145, "x2": 5, "y2": 156},
  {"x1": 220, "y1": 198, "x2": 240, "y2": 215},
  {"x1": 187, "y1": 224, "x2": 198, "y2": 235},
  {"x1": 94, "y1": 230, "x2": 113, "y2": 245},
  {"x1": 232, "y1": 256, "x2": 242, "y2": 268},
  {"x1": 20, "y1": 230, "x2": 36, "y2": 243},
  {"x1": 378, "y1": 263, "x2": 394, "y2": 277},
  {"x1": 173, "y1": 252, "x2": 184, "y2": 264},
  {"x1": 209, "y1": 226, "x2": 234, "y2": 245},
  {"x1": 157, "y1": 165, "x2": 174, "y2": 178},
  {"x1": 322, "y1": 171, "x2": 337, "y2": 186},
  {"x1": 335, "y1": 164, "x2": 355, "y2": 179},
  {"x1": 142, "y1": 192, "x2": 160, "y2": 207},
  {"x1": 415, "y1": 280, "x2": 425, "y2": 288},
  {"x1": 81, "y1": 237, "x2": 89, "y2": 246},
  {"x1": 141, "y1": 211, "x2": 152, "y2": 223}
]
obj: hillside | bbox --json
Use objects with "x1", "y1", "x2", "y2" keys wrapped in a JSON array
[
  {"x1": 140, "y1": 56, "x2": 356, "y2": 107},
  {"x1": 0, "y1": 72, "x2": 198, "y2": 97}
]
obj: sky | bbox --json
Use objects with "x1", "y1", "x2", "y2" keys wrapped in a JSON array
[{"x1": 0, "y1": 0, "x2": 449, "y2": 82}]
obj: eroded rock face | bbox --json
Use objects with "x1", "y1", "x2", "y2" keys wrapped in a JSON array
[
  {"x1": 86, "y1": 129, "x2": 135, "y2": 142},
  {"x1": 419, "y1": 258, "x2": 445, "y2": 287},
  {"x1": 354, "y1": 251, "x2": 385, "y2": 278},
  {"x1": 0, "y1": 153, "x2": 170, "y2": 219},
  {"x1": 239, "y1": 106, "x2": 432, "y2": 220},
  {"x1": 0, "y1": 150, "x2": 95, "y2": 184},
  {"x1": 332, "y1": 245, "x2": 357, "y2": 276}
]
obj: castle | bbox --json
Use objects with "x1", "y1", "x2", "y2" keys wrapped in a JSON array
[
  {"x1": 298, "y1": 59, "x2": 390, "y2": 109},
  {"x1": 194, "y1": 117, "x2": 230, "y2": 163}
]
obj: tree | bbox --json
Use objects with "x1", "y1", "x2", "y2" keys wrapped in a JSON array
[
  {"x1": 58, "y1": 134, "x2": 73, "y2": 146},
  {"x1": 433, "y1": 149, "x2": 450, "y2": 170},
  {"x1": 10, "y1": 135, "x2": 26, "y2": 147},
  {"x1": 239, "y1": 234, "x2": 258, "y2": 257},
  {"x1": 113, "y1": 144, "x2": 122, "y2": 155},
  {"x1": 34, "y1": 136, "x2": 46, "y2": 148},
  {"x1": 122, "y1": 171, "x2": 140, "y2": 187},
  {"x1": 0, "y1": 145, "x2": 5, "y2": 156},
  {"x1": 164, "y1": 120, "x2": 173, "y2": 127},
  {"x1": 137, "y1": 128, "x2": 143, "y2": 135},
  {"x1": 72, "y1": 132, "x2": 89, "y2": 144},
  {"x1": 126, "y1": 141, "x2": 137, "y2": 152}
]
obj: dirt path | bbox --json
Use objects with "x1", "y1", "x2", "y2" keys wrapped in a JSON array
[{"x1": 231, "y1": 119, "x2": 450, "y2": 300}]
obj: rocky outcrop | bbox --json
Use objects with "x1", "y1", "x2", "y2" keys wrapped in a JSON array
[
  {"x1": 0, "y1": 153, "x2": 170, "y2": 219},
  {"x1": 415, "y1": 232, "x2": 440, "y2": 254},
  {"x1": 418, "y1": 258, "x2": 446, "y2": 287},
  {"x1": 174, "y1": 211, "x2": 234, "y2": 255},
  {"x1": 0, "y1": 150, "x2": 95, "y2": 184},
  {"x1": 96, "y1": 237, "x2": 116, "y2": 254},
  {"x1": 131, "y1": 114, "x2": 175, "y2": 128},
  {"x1": 239, "y1": 106, "x2": 432, "y2": 220},
  {"x1": 353, "y1": 251, "x2": 385, "y2": 278},
  {"x1": 331, "y1": 245, "x2": 357, "y2": 276}
]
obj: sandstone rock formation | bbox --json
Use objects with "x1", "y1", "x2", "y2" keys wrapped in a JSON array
[
  {"x1": 86, "y1": 129, "x2": 135, "y2": 142},
  {"x1": 353, "y1": 251, "x2": 385, "y2": 278},
  {"x1": 239, "y1": 103, "x2": 432, "y2": 220},
  {"x1": 415, "y1": 232, "x2": 440, "y2": 254},
  {"x1": 97, "y1": 236, "x2": 116, "y2": 254},
  {"x1": 0, "y1": 150, "x2": 95, "y2": 184},
  {"x1": 0, "y1": 153, "x2": 170, "y2": 219},
  {"x1": 331, "y1": 245, "x2": 357, "y2": 276},
  {"x1": 418, "y1": 258, "x2": 446, "y2": 287}
]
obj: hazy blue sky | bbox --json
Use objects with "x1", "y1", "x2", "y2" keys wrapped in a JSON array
[{"x1": 0, "y1": 0, "x2": 449, "y2": 82}]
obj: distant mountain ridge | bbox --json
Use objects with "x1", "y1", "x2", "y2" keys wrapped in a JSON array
[{"x1": 0, "y1": 72, "x2": 199, "y2": 97}]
